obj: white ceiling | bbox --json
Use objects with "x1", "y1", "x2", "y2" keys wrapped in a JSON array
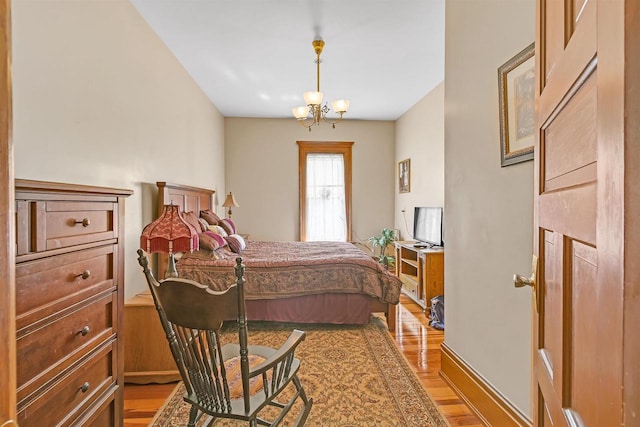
[{"x1": 131, "y1": 0, "x2": 445, "y2": 121}]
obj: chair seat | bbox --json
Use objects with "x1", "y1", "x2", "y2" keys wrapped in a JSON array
[{"x1": 220, "y1": 343, "x2": 302, "y2": 401}]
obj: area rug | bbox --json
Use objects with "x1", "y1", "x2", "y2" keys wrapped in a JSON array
[{"x1": 151, "y1": 317, "x2": 448, "y2": 426}]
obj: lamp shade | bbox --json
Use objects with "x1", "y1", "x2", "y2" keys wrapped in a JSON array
[
  {"x1": 332, "y1": 99, "x2": 350, "y2": 113},
  {"x1": 303, "y1": 91, "x2": 323, "y2": 106},
  {"x1": 292, "y1": 106, "x2": 310, "y2": 119},
  {"x1": 140, "y1": 204, "x2": 199, "y2": 254},
  {"x1": 222, "y1": 192, "x2": 239, "y2": 208}
]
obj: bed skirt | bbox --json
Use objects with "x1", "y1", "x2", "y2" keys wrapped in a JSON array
[{"x1": 245, "y1": 293, "x2": 374, "y2": 324}]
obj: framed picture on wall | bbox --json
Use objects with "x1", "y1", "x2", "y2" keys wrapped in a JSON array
[
  {"x1": 498, "y1": 42, "x2": 535, "y2": 167},
  {"x1": 399, "y1": 159, "x2": 410, "y2": 193}
]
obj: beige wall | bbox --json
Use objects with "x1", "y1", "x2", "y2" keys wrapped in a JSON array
[
  {"x1": 11, "y1": 0, "x2": 226, "y2": 299},
  {"x1": 444, "y1": 0, "x2": 535, "y2": 416},
  {"x1": 224, "y1": 118, "x2": 396, "y2": 245},
  {"x1": 395, "y1": 82, "x2": 445, "y2": 240}
]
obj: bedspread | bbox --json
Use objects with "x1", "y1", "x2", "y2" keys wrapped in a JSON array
[{"x1": 176, "y1": 241, "x2": 402, "y2": 304}]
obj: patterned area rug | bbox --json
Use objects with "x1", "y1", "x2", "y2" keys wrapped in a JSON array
[{"x1": 151, "y1": 317, "x2": 448, "y2": 426}]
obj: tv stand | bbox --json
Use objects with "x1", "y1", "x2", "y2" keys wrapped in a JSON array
[{"x1": 394, "y1": 241, "x2": 444, "y2": 311}]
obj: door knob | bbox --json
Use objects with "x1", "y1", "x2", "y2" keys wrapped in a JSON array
[
  {"x1": 513, "y1": 255, "x2": 537, "y2": 288},
  {"x1": 514, "y1": 255, "x2": 539, "y2": 312},
  {"x1": 513, "y1": 273, "x2": 534, "y2": 287}
]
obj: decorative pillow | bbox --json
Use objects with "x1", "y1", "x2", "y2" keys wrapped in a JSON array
[
  {"x1": 197, "y1": 217, "x2": 210, "y2": 231},
  {"x1": 207, "y1": 225, "x2": 228, "y2": 237},
  {"x1": 219, "y1": 218, "x2": 236, "y2": 235},
  {"x1": 183, "y1": 211, "x2": 205, "y2": 233},
  {"x1": 198, "y1": 231, "x2": 226, "y2": 251},
  {"x1": 200, "y1": 209, "x2": 222, "y2": 226},
  {"x1": 207, "y1": 231, "x2": 226, "y2": 247},
  {"x1": 225, "y1": 234, "x2": 246, "y2": 253}
]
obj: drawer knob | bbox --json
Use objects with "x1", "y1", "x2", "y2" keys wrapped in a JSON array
[
  {"x1": 80, "y1": 382, "x2": 90, "y2": 393},
  {"x1": 80, "y1": 326, "x2": 91, "y2": 336},
  {"x1": 74, "y1": 218, "x2": 91, "y2": 227},
  {"x1": 76, "y1": 270, "x2": 91, "y2": 280}
]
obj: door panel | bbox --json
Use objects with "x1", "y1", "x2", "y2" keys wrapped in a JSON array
[
  {"x1": 543, "y1": 74, "x2": 596, "y2": 182},
  {"x1": 569, "y1": 240, "x2": 597, "y2": 427}
]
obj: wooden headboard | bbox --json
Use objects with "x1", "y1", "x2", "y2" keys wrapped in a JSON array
[
  {"x1": 155, "y1": 181, "x2": 215, "y2": 278},
  {"x1": 156, "y1": 181, "x2": 215, "y2": 217}
]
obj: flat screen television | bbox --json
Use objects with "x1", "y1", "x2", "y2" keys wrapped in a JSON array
[{"x1": 413, "y1": 207, "x2": 444, "y2": 247}]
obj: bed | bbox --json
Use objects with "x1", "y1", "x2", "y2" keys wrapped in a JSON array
[{"x1": 154, "y1": 181, "x2": 401, "y2": 332}]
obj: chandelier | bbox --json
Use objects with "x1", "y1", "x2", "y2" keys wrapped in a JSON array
[{"x1": 292, "y1": 39, "x2": 350, "y2": 131}]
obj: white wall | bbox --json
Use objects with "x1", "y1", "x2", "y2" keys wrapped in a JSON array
[
  {"x1": 224, "y1": 118, "x2": 396, "y2": 245},
  {"x1": 395, "y1": 82, "x2": 445, "y2": 241},
  {"x1": 11, "y1": 0, "x2": 226, "y2": 299},
  {"x1": 444, "y1": 0, "x2": 535, "y2": 416}
]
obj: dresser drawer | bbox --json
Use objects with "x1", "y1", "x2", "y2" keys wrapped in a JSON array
[
  {"x1": 71, "y1": 385, "x2": 118, "y2": 427},
  {"x1": 18, "y1": 340, "x2": 117, "y2": 427},
  {"x1": 15, "y1": 244, "x2": 116, "y2": 329},
  {"x1": 17, "y1": 292, "x2": 117, "y2": 402},
  {"x1": 15, "y1": 200, "x2": 118, "y2": 255}
]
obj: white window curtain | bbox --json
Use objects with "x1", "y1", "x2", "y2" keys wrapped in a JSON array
[{"x1": 305, "y1": 153, "x2": 346, "y2": 241}]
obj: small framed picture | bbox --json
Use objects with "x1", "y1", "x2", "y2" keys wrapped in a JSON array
[
  {"x1": 498, "y1": 42, "x2": 535, "y2": 167},
  {"x1": 399, "y1": 159, "x2": 410, "y2": 193}
]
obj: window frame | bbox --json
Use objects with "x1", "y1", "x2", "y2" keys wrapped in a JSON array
[{"x1": 297, "y1": 141, "x2": 353, "y2": 242}]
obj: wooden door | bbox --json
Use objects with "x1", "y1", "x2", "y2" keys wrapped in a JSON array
[
  {"x1": 532, "y1": 0, "x2": 639, "y2": 425},
  {"x1": 0, "y1": 0, "x2": 16, "y2": 424}
]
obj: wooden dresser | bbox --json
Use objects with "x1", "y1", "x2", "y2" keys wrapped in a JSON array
[{"x1": 14, "y1": 179, "x2": 131, "y2": 426}]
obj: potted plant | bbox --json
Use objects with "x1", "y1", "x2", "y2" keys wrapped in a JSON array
[{"x1": 368, "y1": 228, "x2": 397, "y2": 270}]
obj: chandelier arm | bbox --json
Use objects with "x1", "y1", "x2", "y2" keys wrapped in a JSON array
[{"x1": 322, "y1": 112, "x2": 345, "y2": 127}]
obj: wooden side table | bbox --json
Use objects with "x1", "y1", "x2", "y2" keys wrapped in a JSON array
[{"x1": 124, "y1": 291, "x2": 180, "y2": 384}]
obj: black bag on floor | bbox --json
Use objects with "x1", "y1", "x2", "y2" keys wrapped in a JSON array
[{"x1": 429, "y1": 295, "x2": 444, "y2": 330}]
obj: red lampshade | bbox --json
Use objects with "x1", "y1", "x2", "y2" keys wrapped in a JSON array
[{"x1": 140, "y1": 204, "x2": 199, "y2": 254}]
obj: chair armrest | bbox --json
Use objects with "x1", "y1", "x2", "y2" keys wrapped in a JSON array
[{"x1": 249, "y1": 329, "x2": 306, "y2": 377}]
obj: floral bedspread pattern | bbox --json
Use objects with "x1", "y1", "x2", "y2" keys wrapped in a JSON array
[{"x1": 177, "y1": 241, "x2": 402, "y2": 304}]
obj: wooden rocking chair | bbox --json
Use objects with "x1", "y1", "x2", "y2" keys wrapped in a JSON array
[{"x1": 136, "y1": 250, "x2": 313, "y2": 426}]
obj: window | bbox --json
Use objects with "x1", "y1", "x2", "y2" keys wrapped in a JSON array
[{"x1": 297, "y1": 141, "x2": 353, "y2": 242}]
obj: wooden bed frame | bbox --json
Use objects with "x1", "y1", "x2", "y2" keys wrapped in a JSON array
[{"x1": 125, "y1": 181, "x2": 396, "y2": 384}]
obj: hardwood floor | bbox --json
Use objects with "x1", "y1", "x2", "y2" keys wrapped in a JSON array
[{"x1": 123, "y1": 295, "x2": 483, "y2": 426}]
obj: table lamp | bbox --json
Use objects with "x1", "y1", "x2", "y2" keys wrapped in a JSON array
[
  {"x1": 222, "y1": 192, "x2": 239, "y2": 218},
  {"x1": 140, "y1": 204, "x2": 199, "y2": 278}
]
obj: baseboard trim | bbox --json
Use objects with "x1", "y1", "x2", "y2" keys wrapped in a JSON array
[{"x1": 440, "y1": 343, "x2": 531, "y2": 427}]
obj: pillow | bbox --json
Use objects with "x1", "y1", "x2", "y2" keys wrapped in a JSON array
[
  {"x1": 224, "y1": 354, "x2": 267, "y2": 398},
  {"x1": 225, "y1": 234, "x2": 246, "y2": 253},
  {"x1": 198, "y1": 231, "x2": 227, "y2": 251},
  {"x1": 207, "y1": 225, "x2": 228, "y2": 237},
  {"x1": 197, "y1": 217, "x2": 210, "y2": 231},
  {"x1": 219, "y1": 218, "x2": 236, "y2": 235},
  {"x1": 183, "y1": 211, "x2": 205, "y2": 233},
  {"x1": 200, "y1": 209, "x2": 222, "y2": 225}
]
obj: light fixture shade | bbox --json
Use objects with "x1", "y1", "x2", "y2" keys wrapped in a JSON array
[
  {"x1": 332, "y1": 99, "x2": 350, "y2": 113},
  {"x1": 292, "y1": 106, "x2": 310, "y2": 119},
  {"x1": 304, "y1": 91, "x2": 323, "y2": 106},
  {"x1": 140, "y1": 204, "x2": 199, "y2": 254},
  {"x1": 222, "y1": 192, "x2": 239, "y2": 208}
]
